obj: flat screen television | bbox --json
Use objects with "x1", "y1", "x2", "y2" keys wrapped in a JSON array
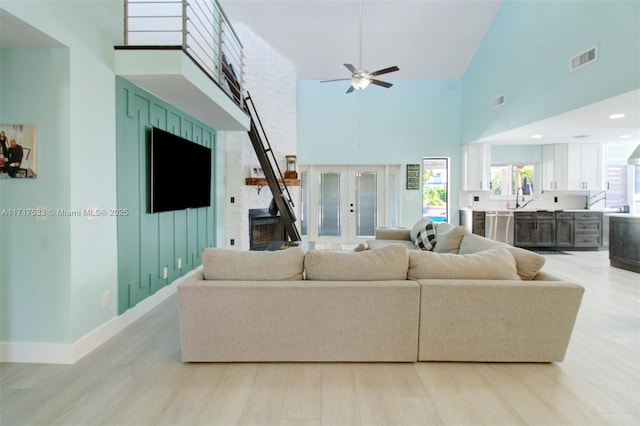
[{"x1": 149, "y1": 127, "x2": 212, "y2": 213}]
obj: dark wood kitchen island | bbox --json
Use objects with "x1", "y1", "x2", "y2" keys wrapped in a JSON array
[{"x1": 609, "y1": 214, "x2": 640, "y2": 273}]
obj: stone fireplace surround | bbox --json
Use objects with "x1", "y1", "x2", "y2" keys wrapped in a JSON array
[{"x1": 224, "y1": 24, "x2": 299, "y2": 251}]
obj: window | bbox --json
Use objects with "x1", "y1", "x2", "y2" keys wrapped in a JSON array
[
  {"x1": 422, "y1": 158, "x2": 449, "y2": 223},
  {"x1": 606, "y1": 165, "x2": 628, "y2": 210},
  {"x1": 607, "y1": 164, "x2": 640, "y2": 213},
  {"x1": 490, "y1": 163, "x2": 536, "y2": 197}
]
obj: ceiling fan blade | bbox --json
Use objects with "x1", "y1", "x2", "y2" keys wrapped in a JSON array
[
  {"x1": 320, "y1": 78, "x2": 351, "y2": 83},
  {"x1": 370, "y1": 66, "x2": 399, "y2": 77},
  {"x1": 344, "y1": 64, "x2": 358, "y2": 74},
  {"x1": 346, "y1": 85, "x2": 355, "y2": 94},
  {"x1": 370, "y1": 79, "x2": 393, "y2": 89}
]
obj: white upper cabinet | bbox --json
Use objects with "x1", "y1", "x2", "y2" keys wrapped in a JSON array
[
  {"x1": 543, "y1": 143, "x2": 607, "y2": 191},
  {"x1": 542, "y1": 144, "x2": 568, "y2": 190},
  {"x1": 461, "y1": 144, "x2": 490, "y2": 191},
  {"x1": 567, "y1": 144, "x2": 607, "y2": 191}
]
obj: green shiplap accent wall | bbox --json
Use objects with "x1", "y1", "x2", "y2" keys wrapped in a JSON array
[{"x1": 116, "y1": 77, "x2": 216, "y2": 314}]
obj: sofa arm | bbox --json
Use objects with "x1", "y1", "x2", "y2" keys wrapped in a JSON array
[
  {"x1": 417, "y1": 279, "x2": 584, "y2": 362},
  {"x1": 375, "y1": 227, "x2": 411, "y2": 241}
]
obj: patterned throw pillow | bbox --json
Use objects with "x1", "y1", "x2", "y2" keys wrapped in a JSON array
[{"x1": 415, "y1": 220, "x2": 436, "y2": 251}]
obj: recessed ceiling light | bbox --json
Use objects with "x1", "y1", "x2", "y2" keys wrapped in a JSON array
[
  {"x1": 620, "y1": 134, "x2": 632, "y2": 139},
  {"x1": 609, "y1": 113, "x2": 626, "y2": 119},
  {"x1": 531, "y1": 134, "x2": 543, "y2": 139}
]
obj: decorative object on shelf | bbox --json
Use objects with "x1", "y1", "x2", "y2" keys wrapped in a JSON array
[
  {"x1": 406, "y1": 164, "x2": 420, "y2": 190},
  {"x1": 285, "y1": 155, "x2": 297, "y2": 179},
  {"x1": 250, "y1": 165, "x2": 264, "y2": 178}
]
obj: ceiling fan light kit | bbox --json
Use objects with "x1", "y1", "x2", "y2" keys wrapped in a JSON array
[{"x1": 320, "y1": 0, "x2": 399, "y2": 93}]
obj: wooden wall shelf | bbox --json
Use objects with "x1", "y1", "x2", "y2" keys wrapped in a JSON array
[{"x1": 245, "y1": 177, "x2": 300, "y2": 187}]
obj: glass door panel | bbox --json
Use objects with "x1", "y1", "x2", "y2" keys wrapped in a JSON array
[
  {"x1": 354, "y1": 171, "x2": 378, "y2": 238},
  {"x1": 318, "y1": 172, "x2": 342, "y2": 237}
]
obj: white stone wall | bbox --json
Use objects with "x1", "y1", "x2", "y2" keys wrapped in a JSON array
[{"x1": 224, "y1": 23, "x2": 299, "y2": 250}]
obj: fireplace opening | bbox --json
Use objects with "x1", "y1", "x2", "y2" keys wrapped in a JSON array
[{"x1": 249, "y1": 209, "x2": 286, "y2": 250}]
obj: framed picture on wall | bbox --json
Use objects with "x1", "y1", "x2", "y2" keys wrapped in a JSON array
[
  {"x1": 406, "y1": 163, "x2": 420, "y2": 190},
  {"x1": 0, "y1": 124, "x2": 37, "y2": 179}
]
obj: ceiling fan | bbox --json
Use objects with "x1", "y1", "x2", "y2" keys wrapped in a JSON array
[{"x1": 320, "y1": 0, "x2": 399, "y2": 93}]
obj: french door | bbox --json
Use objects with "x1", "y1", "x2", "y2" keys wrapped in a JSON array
[{"x1": 299, "y1": 165, "x2": 400, "y2": 243}]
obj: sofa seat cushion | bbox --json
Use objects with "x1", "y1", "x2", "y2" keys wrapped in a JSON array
[
  {"x1": 407, "y1": 248, "x2": 520, "y2": 280},
  {"x1": 458, "y1": 233, "x2": 545, "y2": 280},
  {"x1": 305, "y1": 244, "x2": 409, "y2": 280},
  {"x1": 202, "y1": 247, "x2": 305, "y2": 280}
]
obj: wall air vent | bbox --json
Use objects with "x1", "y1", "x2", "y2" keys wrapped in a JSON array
[
  {"x1": 491, "y1": 94, "x2": 505, "y2": 108},
  {"x1": 570, "y1": 46, "x2": 597, "y2": 71}
]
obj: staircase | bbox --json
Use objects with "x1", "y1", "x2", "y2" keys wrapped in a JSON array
[{"x1": 221, "y1": 55, "x2": 301, "y2": 242}]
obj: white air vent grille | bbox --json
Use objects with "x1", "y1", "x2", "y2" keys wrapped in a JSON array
[
  {"x1": 570, "y1": 46, "x2": 597, "y2": 71},
  {"x1": 491, "y1": 94, "x2": 505, "y2": 108}
]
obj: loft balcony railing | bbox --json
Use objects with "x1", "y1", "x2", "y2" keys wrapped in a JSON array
[{"x1": 123, "y1": 0, "x2": 245, "y2": 109}]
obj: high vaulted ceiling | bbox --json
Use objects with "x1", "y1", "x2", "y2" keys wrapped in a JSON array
[
  {"x1": 218, "y1": 0, "x2": 502, "y2": 80},
  {"x1": 218, "y1": 0, "x2": 639, "y2": 146}
]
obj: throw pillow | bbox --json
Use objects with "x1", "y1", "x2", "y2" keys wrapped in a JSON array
[
  {"x1": 415, "y1": 220, "x2": 436, "y2": 251},
  {"x1": 411, "y1": 218, "x2": 432, "y2": 243},
  {"x1": 202, "y1": 247, "x2": 305, "y2": 280},
  {"x1": 304, "y1": 244, "x2": 409, "y2": 281},
  {"x1": 434, "y1": 222, "x2": 454, "y2": 236},
  {"x1": 354, "y1": 241, "x2": 368, "y2": 252},
  {"x1": 433, "y1": 226, "x2": 469, "y2": 254},
  {"x1": 407, "y1": 248, "x2": 520, "y2": 280}
]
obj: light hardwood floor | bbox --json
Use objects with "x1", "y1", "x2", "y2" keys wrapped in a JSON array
[{"x1": 1, "y1": 250, "x2": 638, "y2": 426}]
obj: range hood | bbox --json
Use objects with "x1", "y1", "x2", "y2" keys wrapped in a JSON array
[{"x1": 628, "y1": 144, "x2": 640, "y2": 165}]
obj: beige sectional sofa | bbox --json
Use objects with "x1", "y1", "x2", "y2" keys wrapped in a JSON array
[{"x1": 177, "y1": 224, "x2": 584, "y2": 363}]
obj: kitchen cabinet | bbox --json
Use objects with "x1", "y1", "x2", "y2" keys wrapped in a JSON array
[
  {"x1": 567, "y1": 144, "x2": 607, "y2": 191},
  {"x1": 609, "y1": 214, "x2": 640, "y2": 273},
  {"x1": 542, "y1": 143, "x2": 607, "y2": 191},
  {"x1": 542, "y1": 144, "x2": 568, "y2": 190},
  {"x1": 573, "y1": 212, "x2": 602, "y2": 247},
  {"x1": 461, "y1": 144, "x2": 490, "y2": 191},
  {"x1": 555, "y1": 212, "x2": 574, "y2": 247},
  {"x1": 459, "y1": 210, "x2": 485, "y2": 236},
  {"x1": 472, "y1": 211, "x2": 486, "y2": 236},
  {"x1": 514, "y1": 211, "x2": 556, "y2": 247}
]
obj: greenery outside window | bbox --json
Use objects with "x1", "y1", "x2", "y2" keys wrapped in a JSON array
[
  {"x1": 490, "y1": 163, "x2": 537, "y2": 197},
  {"x1": 422, "y1": 158, "x2": 449, "y2": 223}
]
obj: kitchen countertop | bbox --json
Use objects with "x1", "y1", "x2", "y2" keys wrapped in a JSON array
[{"x1": 460, "y1": 208, "x2": 603, "y2": 213}]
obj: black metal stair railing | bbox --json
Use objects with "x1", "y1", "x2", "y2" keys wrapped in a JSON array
[{"x1": 244, "y1": 93, "x2": 301, "y2": 242}]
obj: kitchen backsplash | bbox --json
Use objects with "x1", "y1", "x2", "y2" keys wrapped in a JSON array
[{"x1": 458, "y1": 190, "x2": 608, "y2": 211}]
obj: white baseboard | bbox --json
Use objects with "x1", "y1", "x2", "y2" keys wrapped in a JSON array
[{"x1": 0, "y1": 267, "x2": 201, "y2": 364}]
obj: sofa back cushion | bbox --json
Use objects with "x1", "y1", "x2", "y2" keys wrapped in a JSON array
[
  {"x1": 458, "y1": 233, "x2": 545, "y2": 280},
  {"x1": 408, "y1": 248, "x2": 520, "y2": 280},
  {"x1": 202, "y1": 247, "x2": 305, "y2": 280},
  {"x1": 305, "y1": 244, "x2": 409, "y2": 281}
]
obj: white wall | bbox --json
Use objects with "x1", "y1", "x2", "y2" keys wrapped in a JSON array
[{"x1": 0, "y1": 2, "x2": 121, "y2": 348}]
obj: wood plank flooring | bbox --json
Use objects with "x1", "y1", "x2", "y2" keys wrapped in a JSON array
[{"x1": 1, "y1": 250, "x2": 638, "y2": 425}]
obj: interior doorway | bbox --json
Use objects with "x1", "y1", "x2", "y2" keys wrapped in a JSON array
[{"x1": 299, "y1": 165, "x2": 401, "y2": 243}]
